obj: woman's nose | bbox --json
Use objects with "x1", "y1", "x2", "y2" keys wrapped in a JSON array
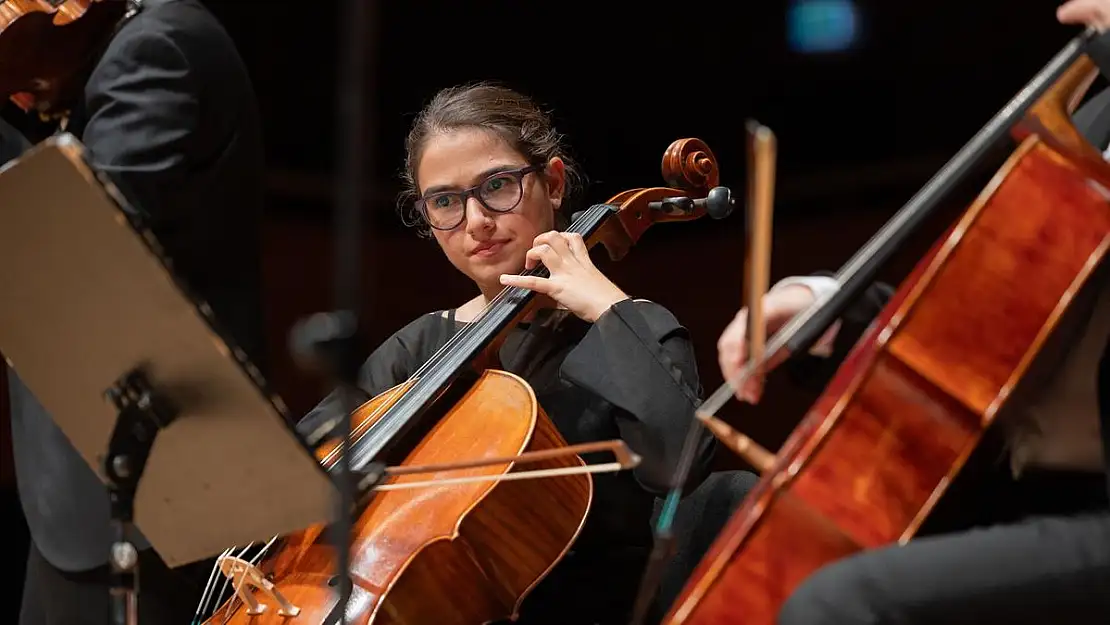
[{"x1": 464, "y1": 196, "x2": 493, "y2": 230}]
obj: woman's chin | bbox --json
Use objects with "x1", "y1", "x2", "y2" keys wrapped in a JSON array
[{"x1": 473, "y1": 261, "x2": 524, "y2": 291}]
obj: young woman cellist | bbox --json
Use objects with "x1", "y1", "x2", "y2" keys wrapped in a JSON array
[{"x1": 295, "y1": 83, "x2": 720, "y2": 625}]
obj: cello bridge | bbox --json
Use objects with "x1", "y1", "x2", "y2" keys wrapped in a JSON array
[{"x1": 216, "y1": 555, "x2": 301, "y2": 617}]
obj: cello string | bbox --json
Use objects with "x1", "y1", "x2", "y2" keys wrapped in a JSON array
[
  {"x1": 351, "y1": 204, "x2": 607, "y2": 441},
  {"x1": 399, "y1": 202, "x2": 604, "y2": 383},
  {"x1": 194, "y1": 543, "x2": 255, "y2": 623},
  {"x1": 698, "y1": 27, "x2": 1098, "y2": 421},
  {"x1": 219, "y1": 536, "x2": 279, "y2": 622},
  {"x1": 633, "y1": 35, "x2": 1098, "y2": 622},
  {"x1": 196, "y1": 537, "x2": 279, "y2": 623},
  {"x1": 220, "y1": 564, "x2": 253, "y2": 625},
  {"x1": 197, "y1": 545, "x2": 245, "y2": 621},
  {"x1": 215, "y1": 543, "x2": 258, "y2": 616},
  {"x1": 317, "y1": 203, "x2": 606, "y2": 468},
  {"x1": 192, "y1": 547, "x2": 232, "y2": 623},
  {"x1": 387, "y1": 201, "x2": 602, "y2": 385}
]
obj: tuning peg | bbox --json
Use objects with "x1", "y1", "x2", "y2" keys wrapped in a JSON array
[
  {"x1": 697, "y1": 186, "x2": 734, "y2": 220},
  {"x1": 646, "y1": 186, "x2": 736, "y2": 218}
]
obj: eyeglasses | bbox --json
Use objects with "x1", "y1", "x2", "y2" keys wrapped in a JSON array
[{"x1": 418, "y1": 164, "x2": 543, "y2": 231}]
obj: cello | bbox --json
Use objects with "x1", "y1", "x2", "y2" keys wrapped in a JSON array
[
  {"x1": 661, "y1": 27, "x2": 1110, "y2": 625},
  {"x1": 0, "y1": 0, "x2": 135, "y2": 116},
  {"x1": 199, "y1": 138, "x2": 735, "y2": 625}
]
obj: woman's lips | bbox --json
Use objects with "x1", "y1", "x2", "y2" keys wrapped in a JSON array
[{"x1": 470, "y1": 241, "x2": 508, "y2": 257}]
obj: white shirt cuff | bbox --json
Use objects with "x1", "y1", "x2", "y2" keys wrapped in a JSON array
[{"x1": 770, "y1": 275, "x2": 841, "y2": 357}]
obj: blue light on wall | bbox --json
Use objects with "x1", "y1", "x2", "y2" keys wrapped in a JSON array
[{"x1": 787, "y1": 0, "x2": 860, "y2": 53}]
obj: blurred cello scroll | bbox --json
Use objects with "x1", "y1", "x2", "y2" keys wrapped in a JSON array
[{"x1": 664, "y1": 28, "x2": 1110, "y2": 625}]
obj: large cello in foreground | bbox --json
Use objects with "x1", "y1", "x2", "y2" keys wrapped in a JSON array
[
  {"x1": 664, "y1": 29, "x2": 1110, "y2": 624},
  {"x1": 199, "y1": 139, "x2": 734, "y2": 625}
]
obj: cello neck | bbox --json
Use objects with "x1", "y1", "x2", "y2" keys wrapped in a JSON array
[
  {"x1": 700, "y1": 28, "x2": 1100, "y2": 421},
  {"x1": 342, "y1": 202, "x2": 620, "y2": 474}
]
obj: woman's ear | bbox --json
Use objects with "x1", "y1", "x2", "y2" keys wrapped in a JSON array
[{"x1": 545, "y1": 157, "x2": 566, "y2": 210}]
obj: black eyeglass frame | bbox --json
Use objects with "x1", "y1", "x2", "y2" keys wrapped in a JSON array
[{"x1": 417, "y1": 164, "x2": 545, "y2": 231}]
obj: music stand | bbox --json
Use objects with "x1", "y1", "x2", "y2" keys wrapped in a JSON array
[{"x1": 0, "y1": 134, "x2": 336, "y2": 622}]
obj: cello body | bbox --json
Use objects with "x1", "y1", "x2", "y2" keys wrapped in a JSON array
[
  {"x1": 665, "y1": 57, "x2": 1110, "y2": 624},
  {"x1": 209, "y1": 370, "x2": 592, "y2": 625}
]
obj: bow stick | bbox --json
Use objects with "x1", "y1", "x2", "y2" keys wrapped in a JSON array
[
  {"x1": 695, "y1": 121, "x2": 779, "y2": 473},
  {"x1": 354, "y1": 439, "x2": 641, "y2": 491},
  {"x1": 742, "y1": 120, "x2": 775, "y2": 395}
]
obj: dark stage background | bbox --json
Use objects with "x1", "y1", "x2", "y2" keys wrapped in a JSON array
[{"x1": 0, "y1": 0, "x2": 1091, "y2": 619}]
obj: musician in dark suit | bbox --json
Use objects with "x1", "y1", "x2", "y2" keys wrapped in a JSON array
[
  {"x1": 715, "y1": 3, "x2": 1110, "y2": 623},
  {"x1": 2, "y1": 1, "x2": 266, "y2": 623}
]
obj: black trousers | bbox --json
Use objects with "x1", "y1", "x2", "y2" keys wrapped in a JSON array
[
  {"x1": 19, "y1": 540, "x2": 212, "y2": 625},
  {"x1": 777, "y1": 468, "x2": 1110, "y2": 625}
]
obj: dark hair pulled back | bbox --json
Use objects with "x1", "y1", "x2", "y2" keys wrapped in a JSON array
[{"x1": 398, "y1": 82, "x2": 585, "y2": 237}]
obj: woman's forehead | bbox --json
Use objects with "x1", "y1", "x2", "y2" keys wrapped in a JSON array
[{"x1": 417, "y1": 129, "x2": 525, "y2": 190}]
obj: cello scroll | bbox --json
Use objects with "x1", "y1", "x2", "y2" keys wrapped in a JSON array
[
  {"x1": 663, "y1": 137, "x2": 721, "y2": 191},
  {"x1": 585, "y1": 138, "x2": 735, "y2": 261}
]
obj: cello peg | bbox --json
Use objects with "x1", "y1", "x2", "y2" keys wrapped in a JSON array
[{"x1": 697, "y1": 186, "x2": 735, "y2": 220}]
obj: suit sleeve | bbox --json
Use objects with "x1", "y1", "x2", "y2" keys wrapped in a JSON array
[
  {"x1": 0, "y1": 116, "x2": 30, "y2": 165},
  {"x1": 560, "y1": 299, "x2": 714, "y2": 494},
  {"x1": 784, "y1": 272, "x2": 894, "y2": 392},
  {"x1": 80, "y1": 29, "x2": 198, "y2": 225}
]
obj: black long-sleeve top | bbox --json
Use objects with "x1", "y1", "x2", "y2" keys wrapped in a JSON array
[{"x1": 296, "y1": 298, "x2": 715, "y2": 620}]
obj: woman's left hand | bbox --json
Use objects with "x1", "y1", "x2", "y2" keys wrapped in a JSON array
[
  {"x1": 499, "y1": 231, "x2": 629, "y2": 322},
  {"x1": 1058, "y1": 0, "x2": 1110, "y2": 30}
]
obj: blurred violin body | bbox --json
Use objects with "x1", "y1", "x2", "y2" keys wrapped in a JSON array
[
  {"x1": 0, "y1": 0, "x2": 131, "y2": 114},
  {"x1": 203, "y1": 139, "x2": 735, "y2": 624},
  {"x1": 664, "y1": 34, "x2": 1110, "y2": 625}
]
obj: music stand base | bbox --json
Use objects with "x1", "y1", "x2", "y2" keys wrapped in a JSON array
[{"x1": 102, "y1": 367, "x2": 179, "y2": 625}]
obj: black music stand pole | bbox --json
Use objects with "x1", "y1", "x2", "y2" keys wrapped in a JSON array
[
  {"x1": 102, "y1": 367, "x2": 179, "y2": 625},
  {"x1": 287, "y1": 1, "x2": 376, "y2": 623}
]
